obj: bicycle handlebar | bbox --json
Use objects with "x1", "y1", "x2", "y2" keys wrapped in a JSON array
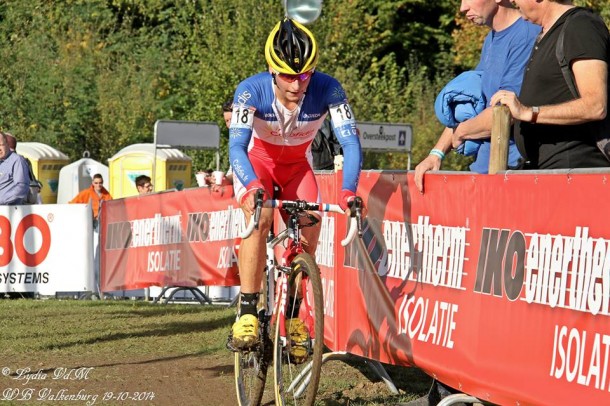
[{"x1": 239, "y1": 193, "x2": 363, "y2": 246}]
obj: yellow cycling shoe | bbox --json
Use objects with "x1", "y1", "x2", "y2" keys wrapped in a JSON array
[
  {"x1": 231, "y1": 314, "x2": 259, "y2": 349},
  {"x1": 285, "y1": 318, "x2": 309, "y2": 363}
]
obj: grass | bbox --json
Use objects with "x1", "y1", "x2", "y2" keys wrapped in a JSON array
[
  {"x1": 0, "y1": 299, "x2": 233, "y2": 357},
  {"x1": 0, "y1": 298, "x2": 432, "y2": 405}
]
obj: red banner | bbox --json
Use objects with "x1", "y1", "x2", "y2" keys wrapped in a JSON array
[
  {"x1": 100, "y1": 170, "x2": 610, "y2": 404},
  {"x1": 335, "y1": 171, "x2": 610, "y2": 405},
  {"x1": 101, "y1": 186, "x2": 240, "y2": 290}
]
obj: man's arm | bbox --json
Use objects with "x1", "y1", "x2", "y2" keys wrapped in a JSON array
[
  {"x1": 538, "y1": 59, "x2": 607, "y2": 124},
  {"x1": 451, "y1": 107, "x2": 494, "y2": 148},
  {"x1": 491, "y1": 60, "x2": 608, "y2": 125},
  {"x1": 413, "y1": 127, "x2": 453, "y2": 194}
]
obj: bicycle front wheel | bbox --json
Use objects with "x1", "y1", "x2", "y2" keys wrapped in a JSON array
[
  {"x1": 234, "y1": 318, "x2": 272, "y2": 406},
  {"x1": 273, "y1": 253, "x2": 325, "y2": 406}
]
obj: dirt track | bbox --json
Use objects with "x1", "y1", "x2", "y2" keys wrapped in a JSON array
[{"x1": 1, "y1": 351, "x2": 430, "y2": 405}]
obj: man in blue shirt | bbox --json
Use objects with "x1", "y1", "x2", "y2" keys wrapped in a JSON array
[
  {"x1": 0, "y1": 132, "x2": 30, "y2": 205},
  {"x1": 414, "y1": 0, "x2": 541, "y2": 192}
]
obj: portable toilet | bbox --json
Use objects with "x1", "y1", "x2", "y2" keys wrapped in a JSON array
[
  {"x1": 107, "y1": 143, "x2": 192, "y2": 198},
  {"x1": 57, "y1": 154, "x2": 110, "y2": 204},
  {"x1": 16, "y1": 142, "x2": 70, "y2": 204}
]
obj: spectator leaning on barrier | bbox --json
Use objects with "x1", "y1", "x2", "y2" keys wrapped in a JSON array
[
  {"x1": 69, "y1": 173, "x2": 113, "y2": 227},
  {"x1": 0, "y1": 132, "x2": 30, "y2": 205},
  {"x1": 491, "y1": 1, "x2": 610, "y2": 169},
  {"x1": 135, "y1": 174, "x2": 153, "y2": 195},
  {"x1": 414, "y1": 0, "x2": 540, "y2": 193}
]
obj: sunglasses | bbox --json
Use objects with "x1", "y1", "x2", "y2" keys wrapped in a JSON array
[{"x1": 277, "y1": 70, "x2": 314, "y2": 83}]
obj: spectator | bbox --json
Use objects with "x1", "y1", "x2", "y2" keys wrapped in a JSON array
[
  {"x1": 4, "y1": 132, "x2": 42, "y2": 204},
  {"x1": 0, "y1": 132, "x2": 30, "y2": 205},
  {"x1": 491, "y1": 1, "x2": 610, "y2": 169},
  {"x1": 135, "y1": 175, "x2": 153, "y2": 195},
  {"x1": 202, "y1": 168, "x2": 214, "y2": 186},
  {"x1": 414, "y1": 0, "x2": 540, "y2": 192},
  {"x1": 69, "y1": 173, "x2": 113, "y2": 227},
  {"x1": 222, "y1": 98, "x2": 233, "y2": 129},
  {"x1": 311, "y1": 116, "x2": 342, "y2": 170},
  {"x1": 221, "y1": 99, "x2": 235, "y2": 186}
]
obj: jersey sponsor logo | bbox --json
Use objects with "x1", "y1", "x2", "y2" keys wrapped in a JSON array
[
  {"x1": 340, "y1": 127, "x2": 358, "y2": 139},
  {"x1": 236, "y1": 90, "x2": 252, "y2": 105},
  {"x1": 302, "y1": 113, "x2": 322, "y2": 119},
  {"x1": 290, "y1": 129, "x2": 316, "y2": 138},
  {"x1": 231, "y1": 159, "x2": 248, "y2": 183},
  {"x1": 267, "y1": 129, "x2": 316, "y2": 139}
]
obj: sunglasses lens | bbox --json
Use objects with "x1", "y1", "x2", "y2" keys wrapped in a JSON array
[{"x1": 279, "y1": 71, "x2": 313, "y2": 82}]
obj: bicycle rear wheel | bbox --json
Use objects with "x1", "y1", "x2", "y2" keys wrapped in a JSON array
[
  {"x1": 234, "y1": 316, "x2": 272, "y2": 406},
  {"x1": 273, "y1": 253, "x2": 324, "y2": 406}
]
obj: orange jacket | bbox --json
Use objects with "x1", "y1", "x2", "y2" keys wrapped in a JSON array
[{"x1": 69, "y1": 185, "x2": 113, "y2": 219}]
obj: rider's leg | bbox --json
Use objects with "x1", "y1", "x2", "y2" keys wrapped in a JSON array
[
  {"x1": 231, "y1": 154, "x2": 275, "y2": 348},
  {"x1": 299, "y1": 217, "x2": 321, "y2": 257},
  {"x1": 231, "y1": 207, "x2": 273, "y2": 348},
  {"x1": 237, "y1": 207, "x2": 273, "y2": 312}
]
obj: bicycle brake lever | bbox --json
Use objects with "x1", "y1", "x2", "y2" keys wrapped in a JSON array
[{"x1": 349, "y1": 197, "x2": 364, "y2": 238}]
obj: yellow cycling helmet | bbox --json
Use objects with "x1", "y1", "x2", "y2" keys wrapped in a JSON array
[{"x1": 265, "y1": 18, "x2": 318, "y2": 74}]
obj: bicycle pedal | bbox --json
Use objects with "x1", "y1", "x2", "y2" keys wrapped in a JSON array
[{"x1": 226, "y1": 332, "x2": 240, "y2": 352}]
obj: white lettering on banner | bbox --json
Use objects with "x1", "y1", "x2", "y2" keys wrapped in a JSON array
[
  {"x1": 396, "y1": 296, "x2": 458, "y2": 348},
  {"x1": 475, "y1": 226, "x2": 610, "y2": 317},
  {"x1": 550, "y1": 324, "x2": 610, "y2": 391},
  {"x1": 217, "y1": 246, "x2": 238, "y2": 269},
  {"x1": 133, "y1": 213, "x2": 182, "y2": 246},
  {"x1": 384, "y1": 216, "x2": 467, "y2": 289},
  {"x1": 316, "y1": 214, "x2": 335, "y2": 267},
  {"x1": 127, "y1": 213, "x2": 183, "y2": 248},
  {"x1": 146, "y1": 250, "x2": 181, "y2": 272},
  {"x1": 322, "y1": 277, "x2": 335, "y2": 317},
  {"x1": 525, "y1": 228, "x2": 610, "y2": 316},
  {"x1": 107, "y1": 208, "x2": 245, "y2": 249},
  {"x1": 208, "y1": 207, "x2": 245, "y2": 241}
]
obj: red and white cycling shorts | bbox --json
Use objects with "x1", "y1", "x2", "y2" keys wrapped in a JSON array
[{"x1": 234, "y1": 155, "x2": 320, "y2": 205}]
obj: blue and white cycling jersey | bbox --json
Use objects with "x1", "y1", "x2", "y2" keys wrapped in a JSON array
[{"x1": 229, "y1": 71, "x2": 362, "y2": 193}]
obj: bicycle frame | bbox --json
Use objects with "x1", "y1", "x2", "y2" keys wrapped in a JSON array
[
  {"x1": 261, "y1": 203, "x2": 318, "y2": 334},
  {"x1": 234, "y1": 191, "x2": 363, "y2": 405}
]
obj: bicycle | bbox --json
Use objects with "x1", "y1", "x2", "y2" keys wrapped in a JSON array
[{"x1": 230, "y1": 189, "x2": 363, "y2": 406}]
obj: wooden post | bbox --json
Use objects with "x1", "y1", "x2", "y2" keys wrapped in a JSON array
[{"x1": 489, "y1": 105, "x2": 511, "y2": 174}]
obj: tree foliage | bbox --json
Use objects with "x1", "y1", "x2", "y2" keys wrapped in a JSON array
[{"x1": 0, "y1": 0, "x2": 607, "y2": 174}]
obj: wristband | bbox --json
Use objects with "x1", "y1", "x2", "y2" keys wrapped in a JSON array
[
  {"x1": 530, "y1": 106, "x2": 540, "y2": 124},
  {"x1": 429, "y1": 148, "x2": 445, "y2": 160}
]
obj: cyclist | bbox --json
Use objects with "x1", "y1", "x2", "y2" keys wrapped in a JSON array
[{"x1": 229, "y1": 18, "x2": 362, "y2": 351}]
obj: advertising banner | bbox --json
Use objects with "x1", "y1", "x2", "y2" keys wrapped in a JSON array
[
  {"x1": 101, "y1": 186, "x2": 241, "y2": 291},
  {"x1": 334, "y1": 171, "x2": 610, "y2": 405},
  {"x1": 99, "y1": 170, "x2": 610, "y2": 404},
  {"x1": 0, "y1": 204, "x2": 93, "y2": 295}
]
